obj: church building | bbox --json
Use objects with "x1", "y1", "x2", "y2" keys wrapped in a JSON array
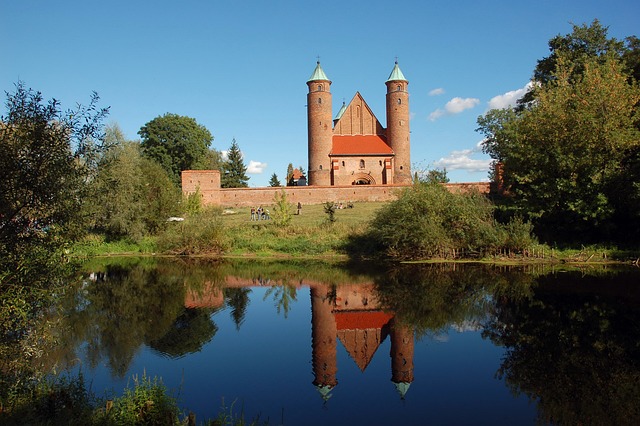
[{"x1": 306, "y1": 61, "x2": 412, "y2": 186}]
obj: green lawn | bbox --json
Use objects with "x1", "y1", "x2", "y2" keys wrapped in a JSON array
[{"x1": 218, "y1": 201, "x2": 386, "y2": 257}]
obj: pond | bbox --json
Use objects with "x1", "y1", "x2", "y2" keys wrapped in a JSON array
[{"x1": 53, "y1": 258, "x2": 640, "y2": 425}]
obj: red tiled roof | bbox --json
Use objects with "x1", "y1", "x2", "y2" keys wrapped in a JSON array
[
  {"x1": 335, "y1": 311, "x2": 394, "y2": 331},
  {"x1": 292, "y1": 168, "x2": 305, "y2": 179},
  {"x1": 331, "y1": 135, "x2": 393, "y2": 156}
]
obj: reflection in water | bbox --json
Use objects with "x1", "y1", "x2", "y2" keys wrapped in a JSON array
[
  {"x1": 483, "y1": 270, "x2": 640, "y2": 425},
  {"x1": 310, "y1": 283, "x2": 413, "y2": 401},
  {"x1": 55, "y1": 259, "x2": 640, "y2": 424}
]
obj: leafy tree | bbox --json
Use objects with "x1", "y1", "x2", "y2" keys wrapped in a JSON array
[
  {"x1": 479, "y1": 52, "x2": 640, "y2": 242},
  {"x1": 0, "y1": 82, "x2": 109, "y2": 264},
  {"x1": 519, "y1": 20, "x2": 637, "y2": 108},
  {"x1": 272, "y1": 190, "x2": 293, "y2": 227},
  {"x1": 138, "y1": 113, "x2": 213, "y2": 185},
  {"x1": 423, "y1": 168, "x2": 450, "y2": 184},
  {"x1": 286, "y1": 163, "x2": 294, "y2": 186},
  {"x1": 269, "y1": 173, "x2": 282, "y2": 187},
  {"x1": 88, "y1": 125, "x2": 180, "y2": 240},
  {"x1": 221, "y1": 138, "x2": 249, "y2": 188}
]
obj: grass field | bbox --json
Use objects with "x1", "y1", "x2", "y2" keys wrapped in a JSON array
[{"x1": 218, "y1": 201, "x2": 386, "y2": 257}]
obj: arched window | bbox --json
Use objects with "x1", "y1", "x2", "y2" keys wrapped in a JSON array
[
  {"x1": 318, "y1": 98, "x2": 322, "y2": 104},
  {"x1": 359, "y1": 159, "x2": 365, "y2": 168},
  {"x1": 397, "y1": 98, "x2": 402, "y2": 105},
  {"x1": 342, "y1": 161, "x2": 345, "y2": 167},
  {"x1": 397, "y1": 84, "x2": 402, "y2": 91},
  {"x1": 319, "y1": 165, "x2": 323, "y2": 170},
  {"x1": 318, "y1": 84, "x2": 323, "y2": 91}
]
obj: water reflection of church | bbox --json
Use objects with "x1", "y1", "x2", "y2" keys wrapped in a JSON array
[{"x1": 186, "y1": 280, "x2": 415, "y2": 401}]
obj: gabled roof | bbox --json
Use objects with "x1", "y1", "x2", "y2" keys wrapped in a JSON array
[
  {"x1": 307, "y1": 61, "x2": 330, "y2": 82},
  {"x1": 335, "y1": 311, "x2": 393, "y2": 371},
  {"x1": 332, "y1": 92, "x2": 386, "y2": 138},
  {"x1": 386, "y1": 61, "x2": 407, "y2": 82},
  {"x1": 331, "y1": 135, "x2": 393, "y2": 156}
]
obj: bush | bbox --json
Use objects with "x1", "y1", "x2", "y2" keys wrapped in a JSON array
[
  {"x1": 366, "y1": 183, "x2": 511, "y2": 260},
  {"x1": 157, "y1": 208, "x2": 227, "y2": 255}
]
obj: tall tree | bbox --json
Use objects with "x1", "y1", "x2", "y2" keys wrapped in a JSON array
[
  {"x1": 269, "y1": 173, "x2": 281, "y2": 187},
  {"x1": 478, "y1": 52, "x2": 640, "y2": 242},
  {"x1": 87, "y1": 123, "x2": 180, "y2": 240},
  {"x1": 0, "y1": 82, "x2": 109, "y2": 260},
  {"x1": 221, "y1": 138, "x2": 249, "y2": 188},
  {"x1": 286, "y1": 163, "x2": 294, "y2": 186},
  {"x1": 519, "y1": 20, "x2": 639, "y2": 108},
  {"x1": 138, "y1": 113, "x2": 213, "y2": 186}
]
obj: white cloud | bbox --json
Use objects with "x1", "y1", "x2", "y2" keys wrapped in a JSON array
[
  {"x1": 433, "y1": 140, "x2": 492, "y2": 173},
  {"x1": 220, "y1": 150, "x2": 229, "y2": 161},
  {"x1": 445, "y1": 97, "x2": 480, "y2": 114},
  {"x1": 247, "y1": 160, "x2": 267, "y2": 174},
  {"x1": 428, "y1": 109, "x2": 446, "y2": 121},
  {"x1": 487, "y1": 82, "x2": 533, "y2": 109},
  {"x1": 429, "y1": 87, "x2": 445, "y2": 96},
  {"x1": 428, "y1": 96, "x2": 480, "y2": 121}
]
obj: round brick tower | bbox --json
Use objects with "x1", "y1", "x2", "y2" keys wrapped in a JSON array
[
  {"x1": 385, "y1": 61, "x2": 411, "y2": 184},
  {"x1": 307, "y1": 61, "x2": 333, "y2": 186}
]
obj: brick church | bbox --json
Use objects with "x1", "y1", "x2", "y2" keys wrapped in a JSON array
[{"x1": 306, "y1": 61, "x2": 412, "y2": 186}]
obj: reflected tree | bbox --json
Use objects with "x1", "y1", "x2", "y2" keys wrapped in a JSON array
[
  {"x1": 264, "y1": 285, "x2": 298, "y2": 319},
  {"x1": 483, "y1": 271, "x2": 640, "y2": 425},
  {"x1": 148, "y1": 308, "x2": 219, "y2": 358},
  {"x1": 225, "y1": 287, "x2": 252, "y2": 330},
  {"x1": 61, "y1": 262, "x2": 186, "y2": 377},
  {"x1": 374, "y1": 264, "x2": 534, "y2": 337}
]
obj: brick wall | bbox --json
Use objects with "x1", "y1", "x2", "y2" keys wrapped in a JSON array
[{"x1": 182, "y1": 170, "x2": 490, "y2": 208}]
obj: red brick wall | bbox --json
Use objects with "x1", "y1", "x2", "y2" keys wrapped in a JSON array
[{"x1": 182, "y1": 170, "x2": 490, "y2": 208}]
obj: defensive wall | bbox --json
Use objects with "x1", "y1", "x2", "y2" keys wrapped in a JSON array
[{"x1": 181, "y1": 170, "x2": 490, "y2": 208}]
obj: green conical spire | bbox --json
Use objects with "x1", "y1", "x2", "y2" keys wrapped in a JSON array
[
  {"x1": 386, "y1": 61, "x2": 407, "y2": 82},
  {"x1": 308, "y1": 61, "x2": 330, "y2": 82}
]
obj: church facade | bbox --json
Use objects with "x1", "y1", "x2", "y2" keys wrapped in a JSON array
[{"x1": 306, "y1": 61, "x2": 412, "y2": 186}]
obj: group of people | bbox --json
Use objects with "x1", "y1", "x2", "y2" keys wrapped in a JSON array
[{"x1": 250, "y1": 206, "x2": 270, "y2": 221}]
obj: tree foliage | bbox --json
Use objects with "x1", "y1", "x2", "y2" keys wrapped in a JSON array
[
  {"x1": 286, "y1": 163, "x2": 294, "y2": 186},
  {"x1": 138, "y1": 113, "x2": 213, "y2": 186},
  {"x1": 271, "y1": 190, "x2": 293, "y2": 227},
  {"x1": 0, "y1": 82, "x2": 109, "y2": 265},
  {"x1": 364, "y1": 182, "x2": 534, "y2": 260},
  {"x1": 87, "y1": 124, "x2": 180, "y2": 241},
  {"x1": 478, "y1": 22, "x2": 640, "y2": 243},
  {"x1": 269, "y1": 173, "x2": 282, "y2": 187},
  {"x1": 221, "y1": 138, "x2": 249, "y2": 188}
]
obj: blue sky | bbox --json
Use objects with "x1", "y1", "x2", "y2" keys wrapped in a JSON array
[{"x1": 2, "y1": 1, "x2": 638, "y2": 187}]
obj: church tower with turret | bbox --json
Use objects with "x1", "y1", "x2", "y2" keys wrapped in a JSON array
[
  {"x1": 306, "y1": 61, "x2": 333, "y2": 186},
  {"x1": 385, "y1": 61, "x2": 411, "y2": 184}
]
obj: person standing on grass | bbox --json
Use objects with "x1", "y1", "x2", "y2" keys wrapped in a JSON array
[
  {"x1": 297, "y1": 202, "x2": 302, "y2": 215},
  {"x1": 251, "y1": 207, "x2": 256, "y2": 221}
]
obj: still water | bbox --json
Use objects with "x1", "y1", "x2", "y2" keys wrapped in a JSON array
[{"x1": 55, "y1": 258, "x2": 640, "y2": 425}]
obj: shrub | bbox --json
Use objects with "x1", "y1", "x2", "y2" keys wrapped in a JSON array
[
  {"x1": 157, "y1": 208, "x2": 227, "y2": 255},
  {"x1": 367, "y1": 183, "x2": 502, "y2": 260},
  {"x1": 271, "y1": 190, "x2": 293, "y2": 227}
]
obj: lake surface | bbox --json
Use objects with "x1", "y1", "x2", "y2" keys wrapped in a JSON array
[{"x1": 54, "y1": 258, "x2": 640, "y2": 425}]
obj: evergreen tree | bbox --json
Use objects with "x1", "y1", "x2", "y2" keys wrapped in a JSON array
[
  {"x1": 269, "y1": 173, "x2": 281, "y2": 187},
  {"x1": 286, "y1": 163, "x2": 294, "y2": 186},
  {"x1": 221, "y1": 139, "x2": 249, "y2": 188}
]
